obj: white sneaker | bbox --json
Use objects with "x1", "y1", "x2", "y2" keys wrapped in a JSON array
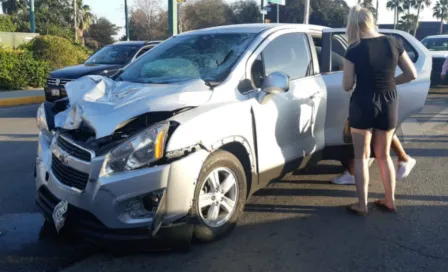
[
  {"x1": 331, "y1": 171, "x2": 355, "y2": 185},
  {"x1": 396, "y1": 157, "x2": 416, "y2": 181}
]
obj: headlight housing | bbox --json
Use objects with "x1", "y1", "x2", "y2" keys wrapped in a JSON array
[
  {"x1": 36, "y1": 103, "x2": 52, "y2": 141},
  {"x1": 102, "y1": 122, "x2": 169, "y2": 175}
]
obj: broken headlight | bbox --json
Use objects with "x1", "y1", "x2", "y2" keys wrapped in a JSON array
[
  {"x1": 101, "y1": 122, "x2": 169, "y2": 175},
  {"x1": 36, "y1": 103, "x2": 52, "y2": 141}
]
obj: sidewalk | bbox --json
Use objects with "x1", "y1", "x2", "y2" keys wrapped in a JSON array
[{"x1": 0, "y1": 90, "x2": 45, "y2": 107}]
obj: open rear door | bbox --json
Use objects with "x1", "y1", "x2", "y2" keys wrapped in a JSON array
[
  {"x1": 319, "y1": 29, "x2": 351, "y2": 146},
  {"x1": 379, "y1": 29, "x2": 432, "y2": 124},
  {"x1": 321, "y1": 28, "x2": 431, "y2": 136}
]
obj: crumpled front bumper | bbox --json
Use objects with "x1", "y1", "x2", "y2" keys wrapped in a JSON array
[{"x1": 35, "y1": 133, "x2": 207, "y2": 243}]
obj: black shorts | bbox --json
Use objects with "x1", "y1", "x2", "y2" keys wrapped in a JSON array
[{"x1": 349, "y1": 89, "x2": 398, "y2": 131}]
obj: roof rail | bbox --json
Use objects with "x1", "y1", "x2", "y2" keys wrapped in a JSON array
[{"x1": 144, "y1": 40, "x2": 163, "y2": 45}]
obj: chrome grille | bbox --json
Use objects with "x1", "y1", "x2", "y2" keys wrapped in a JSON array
[
  {"x1": 57, "y1": 136, "x2": 91, "y2": 162},
  {"x1": 51, "y1": 155, "x2": 89, "y2": 191},
  {"x1": 47, "y1": 78, "x2": 73, "y2": 87}
]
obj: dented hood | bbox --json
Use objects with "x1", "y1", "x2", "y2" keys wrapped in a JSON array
[{"x1": 54, "y1": 75, "x2": 212, "y2": 139}]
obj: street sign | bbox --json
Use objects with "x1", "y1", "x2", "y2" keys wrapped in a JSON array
[{"x1": 268, "y1": 0, "x2": 285, "y2": 5}]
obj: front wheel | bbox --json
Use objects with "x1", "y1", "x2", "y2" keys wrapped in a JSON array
[{"x1": 192, "y1": 150, "x2": 247, "y2": 243}]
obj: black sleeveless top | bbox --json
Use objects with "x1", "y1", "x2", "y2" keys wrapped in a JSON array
[{"x1": 345, "y1": 36, "x2": 404, "y2": 93}]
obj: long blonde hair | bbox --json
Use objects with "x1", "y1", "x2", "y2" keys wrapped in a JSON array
[{"x1": 346, "y1": 5, "x2": 376, "y2": 45}]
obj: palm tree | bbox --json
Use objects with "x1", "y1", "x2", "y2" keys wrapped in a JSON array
[
  {"x1": 403, "y1": 0, "x2": 417, "y2": 15},
  {"x1": 74, "y1": 0, "x2": 94, "y2": 44},
  {"x1": 399, "y1": 13, "x2": 418, "y2": 33},
  {"x1": 413, "y1": 0, "x2": 432, "y2": 36},
  {"x1": 433, "y1": 0, "x2": 448, "y2": 34},
  {"x1": 387, "y1": 0, "x2": 404, "y2": 29},
  {"x1": 358, "y1": 0, "x2": 378, "y2": 18}
]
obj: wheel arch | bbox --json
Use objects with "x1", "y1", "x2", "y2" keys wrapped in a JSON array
[{"x1": 207, "y1": 136, "x2": 257, "y2": 198}]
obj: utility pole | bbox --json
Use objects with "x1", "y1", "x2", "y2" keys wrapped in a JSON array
[
  {"x1": 276, "y1": 4, "x2": 279, "y2": 23},
  {"x1": 125, "y1": 0, "x2": 130, "y2": 41},
  {"x1": 261, "y1": 0, "x2": 265, "y2": 23},
  {"x1": 168, "y1": 0, "x2": 178, "y2": 37},
  {"x1": 74, "y1": 0, "x2": 78, "y2": 42},
  {"x1": 30, "y1": 0, "x2": 35, "y2": 33},
  {"x1": 304, "y1": 0, "x2": 310, "y2": 24},
  {"x1": 178, "y1": 1, "x2": 182, "y2": 33},
  {"x1": 376, "y1": 0, "x2": 379, "y2": 25}
]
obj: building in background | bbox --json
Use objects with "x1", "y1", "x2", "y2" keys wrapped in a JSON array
[{"x1": 379, "y1": 22, "x2": 448, "y2": 41}]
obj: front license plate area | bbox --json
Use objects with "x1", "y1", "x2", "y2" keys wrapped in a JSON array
[
  {"x1": 51, "y1": 89, "x2": 60, "y2": 96},
  {"x1": 52, "y1": 200, "x2": 68, "y2": 233}
]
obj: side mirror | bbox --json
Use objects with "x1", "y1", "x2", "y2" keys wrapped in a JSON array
[{"x1": 261, "y1": 72, "x2": 290, "y2": 94}]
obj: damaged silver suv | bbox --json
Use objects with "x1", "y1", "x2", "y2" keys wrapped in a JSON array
[{"x1": 35, "y1": 24, "x2": 431, "y2": 249}]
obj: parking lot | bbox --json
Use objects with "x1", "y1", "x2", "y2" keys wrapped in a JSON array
[{"x1": 1, "y1": 89, "x2": 448, "y2": 272}]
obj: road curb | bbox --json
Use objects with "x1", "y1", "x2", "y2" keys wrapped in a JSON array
[{"x1": 0, "y1": 95, "x2": 45, "y2": 107}]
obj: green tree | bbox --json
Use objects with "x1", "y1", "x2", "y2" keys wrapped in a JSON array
[
  {"x1": 403, "y1": 0, "x2": 417, "y2": 15},
  {"x1": 182, "y1": 0, "x2": 233, "y2": 31},
  {"x1": 0, "y1": 14, "x2": 16, "y2": 32},
  {"x1": 358, "y1": 0, "x2": 378, "y2": 19},
  {"x1": 387, "y1": 0, "x2": 404, "y2": 29},
  {"x1": 399, "y1": 13, "x2": 418, "y2": 33},
  {"x1": 231, "y1": 0, "x2": 260, "y2": 24},
  {"x1": 433, "y1": 0, "x2": 448, "y2": 34},
  {"x1": 84, "y1": 17, "x2": 120, "y2": 50},
  {"x1": 413, "y1": 0, "x2": 432, "y2": 36},
  {"x1": 75, "y1": 0, "x2": 94, "y2": 44},
  {"x1": 310, "y1": 0, "x2": 350, "y2": 27}
]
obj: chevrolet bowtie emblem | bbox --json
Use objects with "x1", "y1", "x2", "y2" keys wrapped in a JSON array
[{"x1": 59, "y1": 153, "x2": 68, "y2": 165}]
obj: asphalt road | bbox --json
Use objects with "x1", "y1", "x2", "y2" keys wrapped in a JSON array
[{"x1": 1, "y1": 90, "x2": 448, "y2": 272}]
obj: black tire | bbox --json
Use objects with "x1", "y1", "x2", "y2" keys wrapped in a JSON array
[{"x1": 192, "y1": 150, "x2": 247, "y2": 243}]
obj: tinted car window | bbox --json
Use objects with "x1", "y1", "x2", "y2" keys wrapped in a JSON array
[
  {"x1": 85, "y1": 44, "x2": 142, "y2": 65},
  {"x1": 261, "y1": 33, "x2": 312, "y2": 80},
  {"x1": 330, "y1": 35, "x2": 347, "y2": 72},
  {"x1": 422, "y1": 37, "x2": 448, "y2": 51}
]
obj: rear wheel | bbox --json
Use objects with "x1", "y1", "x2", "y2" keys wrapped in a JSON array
[{"x1": 192, "y1": 150, "x2": 247, "y2": 243}]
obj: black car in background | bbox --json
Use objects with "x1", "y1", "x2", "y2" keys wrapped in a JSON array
[{"x1": 45, "y1": 40, "x2": 162, "y2": 102}]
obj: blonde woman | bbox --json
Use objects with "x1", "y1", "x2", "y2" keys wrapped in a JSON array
[{"x1": 343, "y1": 5, "x2": 417, "y2": 215}]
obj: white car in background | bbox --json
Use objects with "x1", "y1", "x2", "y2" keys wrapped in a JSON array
[{"x1": 421, "y1": 35, "x2": 448, "y2": 86}]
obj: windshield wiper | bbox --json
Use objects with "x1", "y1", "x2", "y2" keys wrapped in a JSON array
[{"x1": 216, "y1": 50, "x2": 234, "y2": 67}]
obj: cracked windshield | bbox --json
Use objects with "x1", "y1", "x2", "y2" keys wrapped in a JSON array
[{"x1": 118, "y1": 33, "x2": 256, "y2": 84}]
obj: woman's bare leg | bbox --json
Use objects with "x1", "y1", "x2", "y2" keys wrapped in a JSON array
[
  {"x1": 351, "y1": 128, "x2": 373, "y2": 212},
  {"x1": 373, "y1": 129, "x2": 397, "y2": 210},
  {"x1": 391, "y1": 134, "x2": 408, "y2": 162}
]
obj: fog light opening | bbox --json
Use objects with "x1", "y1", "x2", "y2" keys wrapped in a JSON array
[
  {"x1": 143, "y1": 191, "x2": 162, "y2": 212},
  {"x1": 124, "y1": 190, "x2": 165, "y2": 219},
  {"x1": 125, "y1": 198, "x2": 152, "y2": 219}
]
